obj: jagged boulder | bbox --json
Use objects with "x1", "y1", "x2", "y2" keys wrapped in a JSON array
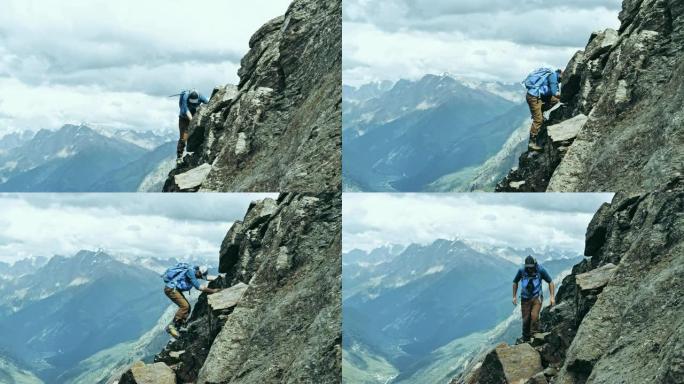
[
  {"x1": 118, "y1": 362, "x2": 175, "y2": 384},
  {"x1": 498, "y1": 0, "x2": 684, "y2": 192},
  {"x1": 207, "y1": 282, "x2": 248, "y2": 312},
  {"x1": 170, "y1": 163, "x2": 212, "y2": 192},
  {"x1": 477, "y1": 343, "x2": 543, "y2": 384},
  {"x1": 546, "y1": 114, "x2": 587, "y2": 143},
  {"x1": 164, "y1": 0, "x2": 341, "y2": 192},
  {"x1": 217, "y1": 197, "x2": 278, "y2": 273},
  {"x1": 574, "y1": 263, "x2": 616, "y2": 292}
]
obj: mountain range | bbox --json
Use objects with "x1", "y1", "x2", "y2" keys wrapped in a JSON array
[
  {"x1": 343, "y1": 239, "x2": 582, "y2": 384},
  {"x1": 0, "y1": 125, "x2": 175, "y2": 192},
  {"x1": 0, "y1": 251, "x2": 179, "y2": 383},
  {"x1": 343, "y1": 75, "x2": 529, "y2": 192}
]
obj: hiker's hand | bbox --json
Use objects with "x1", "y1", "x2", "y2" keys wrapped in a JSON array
[
  {"x1": 186, "y1": 111, "x2": 193, "y2": 120},
  {"x1": 512, "y1": 297, "x2": 517, "y2": 306},
  {"x1": 549, "y1": 297, "x2": 555, "y2": 307}
]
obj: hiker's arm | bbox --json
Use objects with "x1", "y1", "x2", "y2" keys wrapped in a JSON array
[
  {"x1": 540, "y1": 267, "x2": 555, "y2": 306},
  {"x1": 188, "y1": 269, "x2": 204, "y2": 291},
  {"x1": 550, "y1": 73, "x2": 560, "y2": 96},
  {"x1": 200, "y1": 94, "x2": 210, "y2": 104},
  {"x1": 200, "y1": 285, "x2": 220, "y2": 294},
  {"x1": 512, "y1": 269, "x2": 521, "y2": 305},
  {"x1": 180, "y1": 93, "x2": 192, "y2": 119},
  {"x1": 512, "y1": 282, "x2": 518, "y2": 305}
]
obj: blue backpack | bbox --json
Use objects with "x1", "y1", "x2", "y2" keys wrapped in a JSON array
[
  {"x1": 521, "y1": 267, "x2": 543, "y2": 299},
  {"x1": 523, "y1": 68, "x2": 553, "y2": 95},
  {"x1": 162, "y1": 262, "x2": 193, "y2": 284}
]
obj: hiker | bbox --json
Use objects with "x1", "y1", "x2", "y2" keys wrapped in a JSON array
[
  {"x1": 161, "y1": 263, "x2": 219, "y2": 338},
  {"x1": 512, "y1": 256, "x2": 555, "y2": 342},
  {"x1": 523, "y1": 68, "x2": 563, "y2": 151},
  {"x1": 176, "y1": 89, "x2": 209, "y2": 164}
]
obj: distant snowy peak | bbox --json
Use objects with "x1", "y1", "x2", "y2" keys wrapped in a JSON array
[
  {"x1": 0, "y1": 131, "x2": 36, "y2": 154},
  {"x1": 344, "y1": 74, "x2": 525, "y2": 105},
  {"x1": 461, "y1": 239, "x2": 581, "y2": 264},
  {"x1": 97, "y1": 128, "x2": 174, "y2": 150},
  {"x1": 454, "y1": 77, "x2": 526, "y2": 103},
  {"x1": 343, "y1": 80, "x2": 394, "y2": 103}
]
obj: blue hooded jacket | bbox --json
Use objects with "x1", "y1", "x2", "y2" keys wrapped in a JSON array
[
  {"x1": 525, "y1": 69, "x2": 560, "y2": 98},
  {"x1": 179, "y1": 90, "x2": 209, "y2": 118},
  {"x1": 513, "y1": 264, "x2": 552, "y2": 300},
  {"x1": 165, "y1": 265, "x2": 203, "y2": 292}
]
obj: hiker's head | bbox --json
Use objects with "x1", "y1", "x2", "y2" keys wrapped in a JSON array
[
  {"x1": 556, "y1": 69, "x2": 563, "y2": 80},
  {"x1": 188, "y1": 90, "x2": 200, "y2": 104},
  {"x1": 524, "y1": 255, "x2": 537, "y2": 274},
  {"x1": 195, "y1": 265, "x2": 209, "y2": 279}
]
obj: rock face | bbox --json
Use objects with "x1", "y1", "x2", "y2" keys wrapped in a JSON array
[
  {"x1": 456, "y1": 179, "x2": 683, "y2": 383},
  {"x1": 496, "y1": 115, "x2": 588, "y2": 192},
  {"x1": 477, "y1": 343, "x2": 543, "y2": 384},
  {"x1": 164, "y1": 0, "x2": 341, "y2": 192},
  {"x1": 206, "y1": 282, "x2": 248, "y2": 312},
  {"x1": 497, "y1": 0, "x2": 684, "y2": 192},
  {"x1": 118, "y1": 362, "x2": 176, "y2": 384},
  {"x1": 119, "y1": 193, "x2": 341, "y2": 384}
]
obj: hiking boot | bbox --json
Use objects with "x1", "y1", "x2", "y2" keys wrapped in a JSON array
[{"x1": 166, "y1": 324, "x2": 181, "y2": 338}]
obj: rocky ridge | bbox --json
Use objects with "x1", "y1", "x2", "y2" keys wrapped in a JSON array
[
  {"x1": 164, "y1": 0, "x2": 341, "y2": 192},
  {"x1": 116, "y1": 193, "x2": 341, "y2": 383},
  {"x1": 454, "y1": 178, "x2": 683, "y2": 383},
  {"x1": 497, "y1": 0, "x2": 683, "y2": 192}
]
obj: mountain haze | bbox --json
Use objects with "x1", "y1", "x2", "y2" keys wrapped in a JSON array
[
  {"x1": 343, "y1": 75, "x2": 529, "y2": 192},
  {"x1": 0, "y1": 125, "x2": 175, "y2": 192},
  {"x1": 343, "y1": 239, "x2": 581, "y2": 384},
  {"x1": 0, "y1": 251, "x2": 169, "y2": 383}
]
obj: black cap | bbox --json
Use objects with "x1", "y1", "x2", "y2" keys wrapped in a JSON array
[
  {"x1": 524, "y1": 255, "x2": 536, "y2": 267},
  {"x1": 188, "y1": 90, "x2": 199, "y2": 103}
]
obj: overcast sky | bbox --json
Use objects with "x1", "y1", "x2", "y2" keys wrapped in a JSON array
[
  {"x1": 0, "y1": 193, "x2": 276, "y2": 264},
  {"x1": 343, "y1": 0, "x2": 622, "y2": 86},
  {"x1": 343, "y1": 193, "x2": 613, "y2": 253},
  {"x1": 0, "y1": 0, "x2": 291, "y2": 135}
]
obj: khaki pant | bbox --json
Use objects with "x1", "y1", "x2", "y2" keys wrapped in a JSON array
[
  {"x1": 526, "y1": 94, "x2": 560, "y2": 138},
  {"x1": 521, "y1": 296, "x2": 542, "y2": 340},
  {"x1": 177, "y1": 117, "x2": 190, "y2": 158},
  {"x1": 165, "y1": 287, "x2": 190, "y2": 325}
]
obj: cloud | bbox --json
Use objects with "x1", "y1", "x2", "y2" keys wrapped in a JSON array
[
  {"x1": 467, "y1": 193, "x2": 614, "y2": 213},
  {"x1": 0, "y1": 77, "x2": 178, "y2": 133},
  {"x1": 343, "y1": 0, "x2": 622, "y2": 86},
  {"x1": 11, "y1": 193, "x2": 277, "y2": 223},
  {"x1": 0, "y1": 193, "x2": 277, "y2": 264},
  {"x1": 342, "y1": 193, "x2": 613, "y2": 253},
  {"x1": 0, "y1": 0, "x2": 291, "y2": 133}
]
